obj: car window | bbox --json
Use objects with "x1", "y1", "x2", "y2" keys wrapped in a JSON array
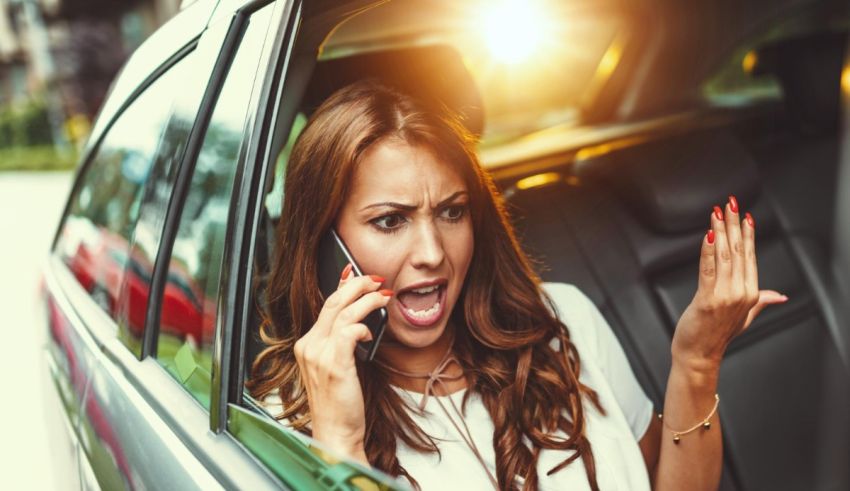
[
  {"x1": 702, "y1": 46, "x2": 782, "y2": 106},
  {"x1": 153, "y1": 3, "x2": 275, "y2": 409},
  {"x1": 701, "y1": 14, "x2": 850, "y2": 105},
  {"x1": 54, "y1": 50, "x2": 199, "y2": 355},
  {"x1": 264, "y1": 112, "x2": 306, "y2": 220}
]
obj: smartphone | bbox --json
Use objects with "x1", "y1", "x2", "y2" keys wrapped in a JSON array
[{"x1": 317, "y1": 228, "x2": 387, "y2": 361}]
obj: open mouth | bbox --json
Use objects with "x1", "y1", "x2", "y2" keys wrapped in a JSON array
[{"x1": 395, "y1": 283, "x2": 446, "y2": 327}]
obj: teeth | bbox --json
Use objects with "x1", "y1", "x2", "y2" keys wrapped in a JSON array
[
  {"x1": 405, "y1": 301, "x2": 440, "y2": 319},
  {"x1": 410, "y1": 285, "x2": 439, "y2": 294}
]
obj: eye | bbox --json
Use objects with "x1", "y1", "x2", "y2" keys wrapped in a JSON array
[
  {"x1": 370, "y1": 213, "x2": 407, "y2": 232},
  {"x1": 441, "y1": 204, "x2": 467, "y2": 222}
]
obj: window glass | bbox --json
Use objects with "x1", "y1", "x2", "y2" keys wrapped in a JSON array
[
  {"x1": 701, "y1": 15, "x2": 850, "y2": 105},
  {"x1": 702, "y1": 47, "x2": 781, "y2": 105},
  {"x1": 264, "y1": 112, "x2": 306, "y2": 220},
  {"x1": 155, "y1": 5, "x2": 274, "y2": 409},
  {"x1": 55, "y1": 52, "x2": 197, "y2": 354}
]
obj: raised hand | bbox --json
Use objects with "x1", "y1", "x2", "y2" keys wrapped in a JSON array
[
  {"x1": 672, "y1": 195, "x2": 787, "y2": 370},
  {"x1": 293, "y1": 264, "x2": 392, "y2": 464}
]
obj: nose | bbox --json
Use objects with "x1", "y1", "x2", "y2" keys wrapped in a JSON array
[{"x1": 408, "y1": 220, "x2": 445, "y2": 270}]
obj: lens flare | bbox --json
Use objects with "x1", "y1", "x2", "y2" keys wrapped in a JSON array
[{"x1": 478, "y1": 0, "x2": 550, "y2": 64}]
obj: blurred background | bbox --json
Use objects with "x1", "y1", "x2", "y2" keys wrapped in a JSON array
[
  {"x1": 0, "y1": 0, "x2": 182, "y2": 169},
  {"x1": 0, "y1": 1, "x2": 178, "y2": 488}
]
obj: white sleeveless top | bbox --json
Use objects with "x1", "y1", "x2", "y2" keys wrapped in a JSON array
[
  {"x1": 261, "y1": 282, "x2": 654, "y2": 490},
  {"x1": 392, "y1": 283, "x2": 653, "y2": 490}
]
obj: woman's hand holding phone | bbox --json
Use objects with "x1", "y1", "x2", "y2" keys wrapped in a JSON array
[{"x1": 293, "y1": 264, "x2": 392, "y2": 466}]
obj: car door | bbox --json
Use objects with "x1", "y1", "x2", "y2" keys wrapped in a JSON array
[
  {"x1": 44, "y1": 1, "x2": 308, "y2": 489},
  {"x1": 45, "y1": 2, "x2": 221, "y2": 488}
]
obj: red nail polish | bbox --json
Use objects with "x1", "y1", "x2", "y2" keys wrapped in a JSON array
[
  {"x1": 707, "y1": 229, "x2": 715, "y2": 244},
  {"x1": 369, "y1": 275, "x2": 385, "y2": 283},
  {"x1": 728, "y1": 195, "x2": 739, "y2": 214},
  {"x1": 340, "y1": 263, "x2": 353, "y2": 280},
  {"x1": 379, "y1": 289, "x2": 394, "y2": 297},
  {"x1": 745, "y1": 212, "x2": 754, "y2": 227},
  {"x1": 713, "y1": 206, "x2": 724, "y2": 221}
]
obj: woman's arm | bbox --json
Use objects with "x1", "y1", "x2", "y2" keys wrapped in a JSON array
[
  {"x1": 640, "y1": 359, "x2": 722, "y2": 490},
  {"x1": 639, "y1": 197, "x2": 787, "y2": 490}
]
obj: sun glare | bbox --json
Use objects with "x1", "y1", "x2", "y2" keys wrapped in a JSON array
[{"x1": 478, "y1": 0, "x2": 550, "y2": 65}]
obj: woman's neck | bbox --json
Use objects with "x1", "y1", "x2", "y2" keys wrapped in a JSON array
[{"x1": 375, "y1": 325, "x2": 467, "y2": 395}]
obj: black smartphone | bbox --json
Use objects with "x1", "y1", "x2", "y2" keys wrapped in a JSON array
[{"x1": 317, "y1": 228, "x2": 387, "y2": 361}]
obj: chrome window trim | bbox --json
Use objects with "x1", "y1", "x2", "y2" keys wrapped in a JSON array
[
  {"x1": 224, "y1": 0, "x2": 305, "y2": 409},
  {"x1": 212, "y1": 0, "x2": 297, "y2": 431},
  {"x1": 140, "y1": 10, "x2": 246, "y2": 360}
]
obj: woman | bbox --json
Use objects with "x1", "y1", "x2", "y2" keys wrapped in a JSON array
[{"x1": 248, "y1": 80, "x2": 787, "y2": 490}]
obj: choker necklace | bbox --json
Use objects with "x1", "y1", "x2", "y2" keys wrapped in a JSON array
[{"x1": 375, "y1": 344, "x2": 499, "y2": 490}]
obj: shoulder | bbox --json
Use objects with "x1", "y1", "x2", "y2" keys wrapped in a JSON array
[
  {"x1": 259, "y1": 388, "x2": 286, "y2": 418},
  {"x1": 541, "y1": 282, "x2": 655, "y2": 441},
  {"x1": 540, "y1": 282, "x2": 589, "y2": 313},
  {"x1": 539, "y1": 282, "x2": 600, "y2": 356}
]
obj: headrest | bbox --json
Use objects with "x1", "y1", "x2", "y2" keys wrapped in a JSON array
[
  {"x1": 588, "y1": 130, "x2": 761, "y2": 234},
  {"x1": 302, "y1": 45, "x2": 485, "y2": 137},
  {"x1": 751, "y1": 30, "x2": 848, "y2": 133}
]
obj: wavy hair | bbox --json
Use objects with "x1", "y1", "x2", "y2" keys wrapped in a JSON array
[{"x1": 247, "y1": 79, "x2": 605, "y2": 490}]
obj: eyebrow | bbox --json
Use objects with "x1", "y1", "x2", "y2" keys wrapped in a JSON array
[{"x1": 359, "y1": 191, "x2": 469, "y2": 212}]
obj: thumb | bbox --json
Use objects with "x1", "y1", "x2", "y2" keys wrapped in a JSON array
[{"x1": 743, "y1": 290, "x2": 788, "y2": 330}]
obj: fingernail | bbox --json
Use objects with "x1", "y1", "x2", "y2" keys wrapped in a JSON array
[
  {"x1": 707, "y1": 229, "x2": 715, "y2": 244},
  {"x1": 745, "y1": 212, "x2": 754, "y2": 227},
  {"x1": 369, "y1": 275, "x2": 385, "y2": 283},
  {"x1": 379, "y1": 289, "x2": 394, "y2": 297},
  {"x1": 340, "y1": 263, "x2": 353, "y2": 280},
  {"x1": 728, "y1": 195, "x2": 739, "y2": 214},
  {"x1": 713, "y1": 206, "x2": 724, "y2": 221}
]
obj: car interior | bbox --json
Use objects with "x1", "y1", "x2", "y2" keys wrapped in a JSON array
[{"x1": 244, "y1": 0, "x2": 850, "y2": 489}]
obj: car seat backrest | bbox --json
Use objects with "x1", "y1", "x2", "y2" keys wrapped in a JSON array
[
  {"x1": 506, "y1": 126, "x2": 850, "y2": 491},
  {"x1": 581, "y1": 130, "x2": 762, "y2": 235}
]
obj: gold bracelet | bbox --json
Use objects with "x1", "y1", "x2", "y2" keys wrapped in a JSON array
[{"x1": 658, "y1": 393, "x2": 720, "y2": 444}]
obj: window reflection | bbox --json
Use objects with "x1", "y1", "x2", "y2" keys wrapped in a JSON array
[
  {"x1": 56, "y1": 55, "x2": 194, "y2": 354},
  {"x1": 156, "y1": 7, "x2": 274, "y2": 408}
]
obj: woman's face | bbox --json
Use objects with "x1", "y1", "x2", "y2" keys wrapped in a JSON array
[{"x1": 335, "y1": 138, "x2": 474, "y2": 349}]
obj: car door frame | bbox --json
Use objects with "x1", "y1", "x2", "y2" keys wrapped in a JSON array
[
  {"x1": 208, "y1": 0, "x2": 302, "y2": 434},
  {"x1": 44, "y1": 0, "x2": 303, "y2": 489}
]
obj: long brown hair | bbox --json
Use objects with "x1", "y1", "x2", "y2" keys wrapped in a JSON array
[{"x1": 247, "y1": 79, "x2": 605, "y2": 490}]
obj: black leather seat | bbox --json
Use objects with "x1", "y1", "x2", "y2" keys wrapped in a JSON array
[
  {"x1": 507, "y1": 26, "x2": 850, "y2": 485},
  {"x1": 507, "y1": 29, "x2": 850, "y2": 491},
  {"x1": 508, "y1": 123, "x2": 849, "y2": 490}
]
